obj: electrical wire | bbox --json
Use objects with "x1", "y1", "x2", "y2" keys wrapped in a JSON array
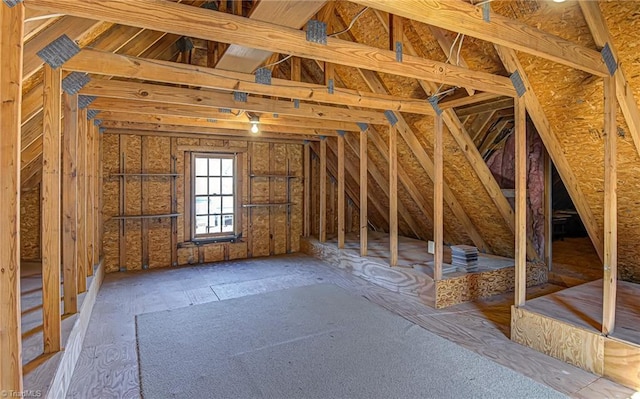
[
  {"x1": 329, "y1": 6, "x2": 369, "y2": 37},
  {"x1": 259, "y1": 54, "x2": 293, "y2": 71}
]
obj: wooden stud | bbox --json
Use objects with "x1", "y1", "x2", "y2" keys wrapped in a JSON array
[
  {"x1": 389, "y1": 124, "x2": 398, "y2": 267},
  {"x1": 434, "y1": 114, "x2": 444, "y2": 281},
  {"x1": 141, "y1": 136, "x2": 149, "y2": 269},
  {"x1": 76, "y1": 108, "x2": 87, "y2": 293},
  {"x1": 170, "y1": 138, "x2": 177, "y2": 266},
  {"x1": 0, "y1": 2, "x2": 25, "y2": 392},
  {"x1": 41, "y1": 64, "x2": 62, "y2": 354},
  {"x1": 389, "y1": 14, "x2": 403, "y2": 52},
  {"x1": 86, "y1": 118, "x2": 94, "y2": 275},
  {"x1": 319, "y1": 138, "x2": 327, "y2": 243},
  {"x1": 514, "y1": 96, "x2": 527, "y2": 307},
  {"x1": 291, "y1": 56, "x2": 301, "y2": 82},
  {"x1": 360, "y1": 129, "x2": 368, "y2": 256},
  {"x1": 602, "y1": 76, "x2": 617, "y2": 335},
  {"x1": 303, "y1": 143, "x2": 311, "y2": 237},
  {"x1": 337, "y1": 133, "x2": 345, "y2": 248},
  {"x1": 62, "y1": 92, "x2": 78, "y2": 314}
]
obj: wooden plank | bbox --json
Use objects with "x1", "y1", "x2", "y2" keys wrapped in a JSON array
[
  {"x1": 433, "y1": 114, "x2": 443, "y2": 281},
  {"x1": 76, "y1": 108, "x2": 87, "y2": 293},
  {"x1": 511, "y1": 307, "x2": 605, "y2": 375},
  {"x1": 141, "y1": 136, "x2": 149, "y2": 269},
  {"x1": 495, "y1": 45, "x2": 603, "y2": 261},
  {"x1": 41, "y1": 64, "x2": 62, "y2": 354},
  {"x1": 319, "y1": 138, "x2": 327, "y2": 243},
  {"x1": 62, "y1": 92, "x2": 78, "y2": 314},
  {"x1": 303, "y1": 143, "x2": 311, "y2": 237},
  {"x1": 579, "y1": 1, "x2": 640, "y2": 159},
  {"x1": 439, "y1": 92, "x2": 501, "y2": 109},
  {"x1": 360, "y1": 129, "x2": 368, "y2": 257},
  {"x1": 352, "y1": 0, "x2": 607, "y2": 77},
  {"x1": 514, "y1": 96, "x2": 527, "y2": 307},
  {"x1": 32, "y1": 0, "x2": 519, "y2": 95},
  {"x1": 456, "y1": 97, "x2": 513, "y2": 117},
  {"x1": 170, "y1": 138, "x2": 177, "y2": 267},
  {"x1": 389, "y1": 124, "x2": 398, "y2": 267},
  {"x1": 602, "y1": 76, "x2": 617, "y2": 336},
  {"x1": 214, "y1": 0, "x2": 325, "y2": 73},
  {"x1": 105, "y1": 128, "x2": 311, "y2": 144},
  {"x1": 427, "y1": 25, "x2": 474, "y2": 96},
  {"x1": 0, "y1": 3, "x2": 24, "y2": 392},
  {"x1": 64, "y1": 49, "x2": 434, "y2": 115},
  {"x1": 544, "y1": 151, "x2": 552, "y2": 269},
  {"x1": 337, "y1": 134, "x2": 345, "y2": 248},
  {"x1": 82, "y1": 80, "x2": 389, "y2": 125},
  {"x1": 604, "y1": 339, "x2": 640, "y2": 390}
]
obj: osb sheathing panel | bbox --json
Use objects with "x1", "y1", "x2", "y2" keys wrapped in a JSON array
[
  {"x1": 124, "y1": 135, "x2": 142, "y2": 271},
  {"x1": 335, "y1": 3, "x2": 513, "y2": 256},
  {"x1": 21, "y1": 185, "x2": 41, "y2": 260},
  {"x1": 102, "y1": 135, "x2": 304, "y2": 272},
  {"x1": 102, "y1": 134, "x2": 120, "y2": 273},
  {"x1": 491, "y1": 1, "x2": 640, "y2": 281}
]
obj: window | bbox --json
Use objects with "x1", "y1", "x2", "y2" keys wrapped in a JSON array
[{"x1": 192, "y1": 154, "x2": 237, "y2": 240}]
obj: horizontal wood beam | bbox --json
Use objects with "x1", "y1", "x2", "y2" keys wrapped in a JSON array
[
  {"x1": 105, "y1": 128, "x2": 312, "y2": 144},
  {"x1": 352, "y1": 0, "x2": 607, "y2": 77},
  {"x1": 81, "y1": 80, "x2": 387, "y2": 124},
  {"x1": 456, "y1": 97, "x2": 514, "y2": 117},
  {"x1": 28, "y1": 0, "x2": 518, "y2": 96},
  {"x1": 64, "y1": 49, "x2": 434, "y2": 115},
  {"x1": 439, "y1": 92, "x2": 503, "y2": 109},
  {"x1": 98, "y1": 110, "x2": 360, "y2": 132}
]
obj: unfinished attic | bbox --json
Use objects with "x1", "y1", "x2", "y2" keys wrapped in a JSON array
[{"x1": 2, "y1": 0, "x2": 640, "y2": 397}]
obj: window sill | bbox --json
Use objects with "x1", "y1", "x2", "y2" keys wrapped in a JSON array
[{"x1": 179, "y1": 233, "x2": 243, "y2": 247}]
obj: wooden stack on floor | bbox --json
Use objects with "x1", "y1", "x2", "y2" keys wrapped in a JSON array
[{"x1": 451, "y1": 245, "x2": 479, "y2": 272}]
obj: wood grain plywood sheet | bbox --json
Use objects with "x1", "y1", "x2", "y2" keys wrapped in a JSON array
[
  {"x1": 215, "y1": 0, "x2": 326, "y2": 73},
  {"x1": 511, "y1": 306, "x2": 604, "y2": 375},
  {"x1": 604, "y1": 338, "x2": 640, "y2": 390}
]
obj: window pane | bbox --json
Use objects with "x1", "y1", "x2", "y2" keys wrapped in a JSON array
[
  {"x1": 222, "y1": 196, "x2": 234, "y2": 213},
  {"x1": 221, "y1": 177, "x2": 233, "y2": 194},
  {"x1": 221, "y1": 159, "x2": 233, "y2": 176},
  {"x1": 209, "y1": 196, "x2": 221, "y2": 214},
  {"x1": 209, "y1": 215, "x2": 221, "y2": 233},
  {"x1": 209, "y1": 177, "x2": 221, "y2": 195},
  {"x1": 195, "y1": 177, "x2": 208, "y2": 195},
  {"x1": 222, "y1": 215, "x2": 234, "y2": 232},
  {"x1": 195, "y1": 216, "x2": 208, "y2": 235},
  {"x1": 195, "y1": 157, "x2": 208, "y2": 176},
  {"x1": 195, "y1": 197, "x2": 208, "y2": 215},
  {"x1": 209, "y1": 158, "x2": 221, "y2": 176}
]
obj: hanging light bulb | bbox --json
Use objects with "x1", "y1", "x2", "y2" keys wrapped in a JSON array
[{"x1": 249, "y1": 114, "x2": 260, "y2": 134}]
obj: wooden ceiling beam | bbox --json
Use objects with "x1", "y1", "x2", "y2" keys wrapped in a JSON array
[
  {"x1": 439, "y1": 92, "x2": 503, "y2": 110},
  {"x1": 352, "y1": 0, "x2": 607, "y2": 77},
  {"x1": 105, "y1": 128, "x2": 312, "y2": 144},
  {"x1": 26, "y1": 0, "x2": 517, "y2": 96},
  {"x1": 99, "y1": 119, "x2": 336, "y2": 137},
  {"x1": 64, "y1": 49, "x2": 434, "y2": 115},
  {"x1": 456, "y1": 97, "x2": 514, "y2": 117},
  {"x1": 98, "y1": 111, "x2": 360, "y2": 132},
  {"x1": 81, "y1": 79, "x2": 388, "y2": 124},
  {"x1": 580, "y1": 1, "x2": 640, "y2": 159}
]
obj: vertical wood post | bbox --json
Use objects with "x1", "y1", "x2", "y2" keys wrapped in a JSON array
[
  {"x1": 360, "y1": 129, "x2": 368, "y2": 256},
  {"x1": 62, "y1": 93, "x2": 79, "y2": 314},
  {"x1": 389, "y1": 124, "x2": 398, "y2": 266},
  {"x1": 434, "y1": 114, "x2": 444, "y2": 281},
  {"x1": 303, "y1": 143, "x2": 311, "y2": 237},
  {"x1": 94, "y1": 124, "x2": 101, "y2": 265},
  {"x1": 87, "y1": 120, "x2": 95, "y2": 275},
  {"x1": 76, "y1": 109, "x2": 87, "y2": 292},
  {"x1": 602, "y1": 76, "x2": 617, "y2": 335},
  {"x1": 319, "y1": 138, "x2": 327, "y2": 242},
  {"x1": 42, "y1": 65, "x2": 62, "y2": 354},
  {"x1": 337, "y1": 133, "x2": 345, "y2": 248},
  {"x1": 514, "y1": 96, "x2": 527, "y2": 307},
  {"x1": 0, "y1": 2, "x2": 25, "y2": 392}
]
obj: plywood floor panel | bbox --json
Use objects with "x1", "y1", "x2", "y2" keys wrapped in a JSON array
[{"x1": 65, "y1": 255, "x2": 634, "y2": 398}]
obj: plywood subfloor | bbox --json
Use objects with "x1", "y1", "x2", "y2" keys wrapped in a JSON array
[
  {"x1": 66, "y1": 254, "x2": 633, "y2": 398},
  {"x1": 550, "y1": 237, "x2": 603, "y2": 286},
  {"x1": 328, "y1": 231, "x2": 515, "y2": 279},
  {"x1": 525, "y1": 279, "x2": 640, "y2": 346}
]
